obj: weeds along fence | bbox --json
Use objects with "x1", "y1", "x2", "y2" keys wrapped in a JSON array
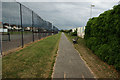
[{"x1": 1, "y1": 2, "x2": 59, "y2": 54}]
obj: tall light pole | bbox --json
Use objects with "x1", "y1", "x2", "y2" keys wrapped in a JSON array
[
  {"x1": 118, "y1": 1, "x2": 120, "y2": 5},
  {"x1": 90, "y1": 4, "x2": 95, "y2": 18}
]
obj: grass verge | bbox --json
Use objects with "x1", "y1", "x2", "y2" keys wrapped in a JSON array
[
  {"x1": 65, "y1": 33, "x2": 120, "y2": 78},
  {"x1": 2, "y1": 33, "x2": 61, "y2": 78}
]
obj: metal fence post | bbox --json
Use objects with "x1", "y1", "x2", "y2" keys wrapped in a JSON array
[
  {"x1": 0, "y1": 31, "x2": 2, "y2": 56},
  {"x1": 38, "y1": 28, "x2": 40, "y2": 39},
  {"x1": 20, "y1": 4, "x2": 24, "y2": 48},
  {"x1": 8, "y1": 33, "x2": 10, "y2": 41},
  {"x1": 32, "y1": 11, "x2": 34, "y2": 42}
]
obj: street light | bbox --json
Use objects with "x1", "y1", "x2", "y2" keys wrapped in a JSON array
[
  {"x1": 118, "y1": 1, "x2": 120, "y2": 5},
  {"x1": 90, "y1": 4, "x2": 95, "y2": 18}
]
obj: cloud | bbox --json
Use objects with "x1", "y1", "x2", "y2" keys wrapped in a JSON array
[
  {"x1": 16, "y1": 0, "x2": 120, "y2": 2},
  {"x1": 16, "y1": 0, "x2": 119, "y2": 29}
]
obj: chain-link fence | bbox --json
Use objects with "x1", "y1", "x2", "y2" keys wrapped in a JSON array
[{"x1": 1, "y1": 2, "x2": 59, "y2": 54}]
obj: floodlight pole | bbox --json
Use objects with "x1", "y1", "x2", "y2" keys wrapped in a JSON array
[
  {"x1": 20, "y1": 4, "x2": 24, "y2": 48},
  {"x1": 118, "y1": 1, "x2": 120, "y2": 5},
  {"x1": 90, "y1": 5, "x2": 95, "y2": 18}
]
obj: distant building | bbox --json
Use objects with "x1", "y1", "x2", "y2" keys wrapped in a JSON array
[
  {"x1": 77, "y1": 26, "x2": 85, "y2": 38},
  {"x1": 24, "y1": 27, "x2": 31, "y2": 31},
  {"x1": 0, "y1": 22, "x2": 8, "y2": 32},
  {"x1": 72, "y1": 26, "x2": 85, "y2": 38},
  {"x1": 72, "y1": 28, "x2": 77, "y2": 32}
]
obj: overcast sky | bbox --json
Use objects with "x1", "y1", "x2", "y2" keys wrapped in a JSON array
[{"x1": 15, "y1": 0, "x2": 119, "y2": 30}]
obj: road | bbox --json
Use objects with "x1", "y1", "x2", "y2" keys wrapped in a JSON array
[{"x1": 53, "y1": 33, "x2": 94, "y2": 78}]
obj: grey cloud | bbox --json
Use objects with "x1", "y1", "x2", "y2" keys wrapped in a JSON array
[
  {"x1": 18, "y1": 1, "x2": 118, "y2": 30},
  {"x1": 16, "y1": 0, "x2": 120, "y2": 2}
]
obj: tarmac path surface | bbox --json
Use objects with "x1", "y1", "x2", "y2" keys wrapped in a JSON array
[{"x1": 53, "y1": 33, "x2": 94, "y2": 78}]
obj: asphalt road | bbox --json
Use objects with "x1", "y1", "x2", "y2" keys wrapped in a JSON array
[{"x1": 53, "y1": 33, "x2": 94, "y2": 78}]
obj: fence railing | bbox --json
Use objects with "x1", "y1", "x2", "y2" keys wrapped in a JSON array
[{"x1": 1, "y1": 1, "x2": 59, "y2": 55}]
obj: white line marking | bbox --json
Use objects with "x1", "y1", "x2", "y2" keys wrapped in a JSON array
[
  {"x1": 75, "y1": 47, "x2": 97, "y2": 78},
  {"x1": 51, "y1": 50, "x2": 59, "y2": 78},
  {"x1": 82, "y1": 74, "x2": 85, "y2": 80},
  {"x1": 64, "y1": 72, "x2": 66, "y2": 80},
  {"x1": 51, "y1": 34, "x2": 61, "y2": 78}
]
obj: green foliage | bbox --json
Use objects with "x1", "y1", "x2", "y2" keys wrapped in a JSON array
[
  {"x1": 66, "y1": 29, "x2": 72, "y2": 33},
  {"x1": 61, "y1": 29, "x2": 72, "y2": 33},
  {"x1": 60, "y1": 29, "x2": 64, "y2": 32},
  {"x1": 71, "y1": 29, "x2": 77, "y2": 36},
  {"x1": 85, "y1": 4, "x2": 120, "y2": 71},
  {"x1": 2, "y1": 33, "x2": 61, "y2": 78}
]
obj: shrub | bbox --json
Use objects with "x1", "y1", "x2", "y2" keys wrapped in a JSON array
[
  {"x1": 85, "y1": 4, "x2": 120, "y2": 71},
  {"x1": 71, "y1": 29, "x2": 77, "y2": 36}
]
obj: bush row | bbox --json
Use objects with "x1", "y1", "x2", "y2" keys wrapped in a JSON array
[
  {"x1": 62, "y1": 29, "x2": 77, "y2": 36},
  {"x1": 84, "y1": 4, "x2": 120, "y2": 71}
]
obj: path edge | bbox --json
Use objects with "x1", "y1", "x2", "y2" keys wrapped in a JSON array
[
  {"x1": 51, "y1": 49, "x2": 59, "y2": 78},
  {"x1": 65, "y1": 33, "x2": 97, "y2": 78}
]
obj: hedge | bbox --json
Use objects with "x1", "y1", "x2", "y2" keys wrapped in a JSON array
[{"x1": 85, "y1": 4, "x2": 120, "y2": 71}]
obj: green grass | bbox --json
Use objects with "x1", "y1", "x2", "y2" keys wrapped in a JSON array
[
  {"x1": 2, "y1": 33, "x2": 61, "y2": 78},
  {"x1": 65, "y1": 33, "x2": 120, "y2": 78}
]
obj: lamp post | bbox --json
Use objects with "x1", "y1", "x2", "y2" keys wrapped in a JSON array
[
  {"x1": 90, "y1": 4, "x2": 95, "y2": 18},
  {"x1": 118, "y1": 1, "x2": 120, "y2": 5}
]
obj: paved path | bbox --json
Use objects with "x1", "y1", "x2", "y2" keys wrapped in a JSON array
[{"x1": 53, "y1": 33, "x2": 94, "y2": 78}]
